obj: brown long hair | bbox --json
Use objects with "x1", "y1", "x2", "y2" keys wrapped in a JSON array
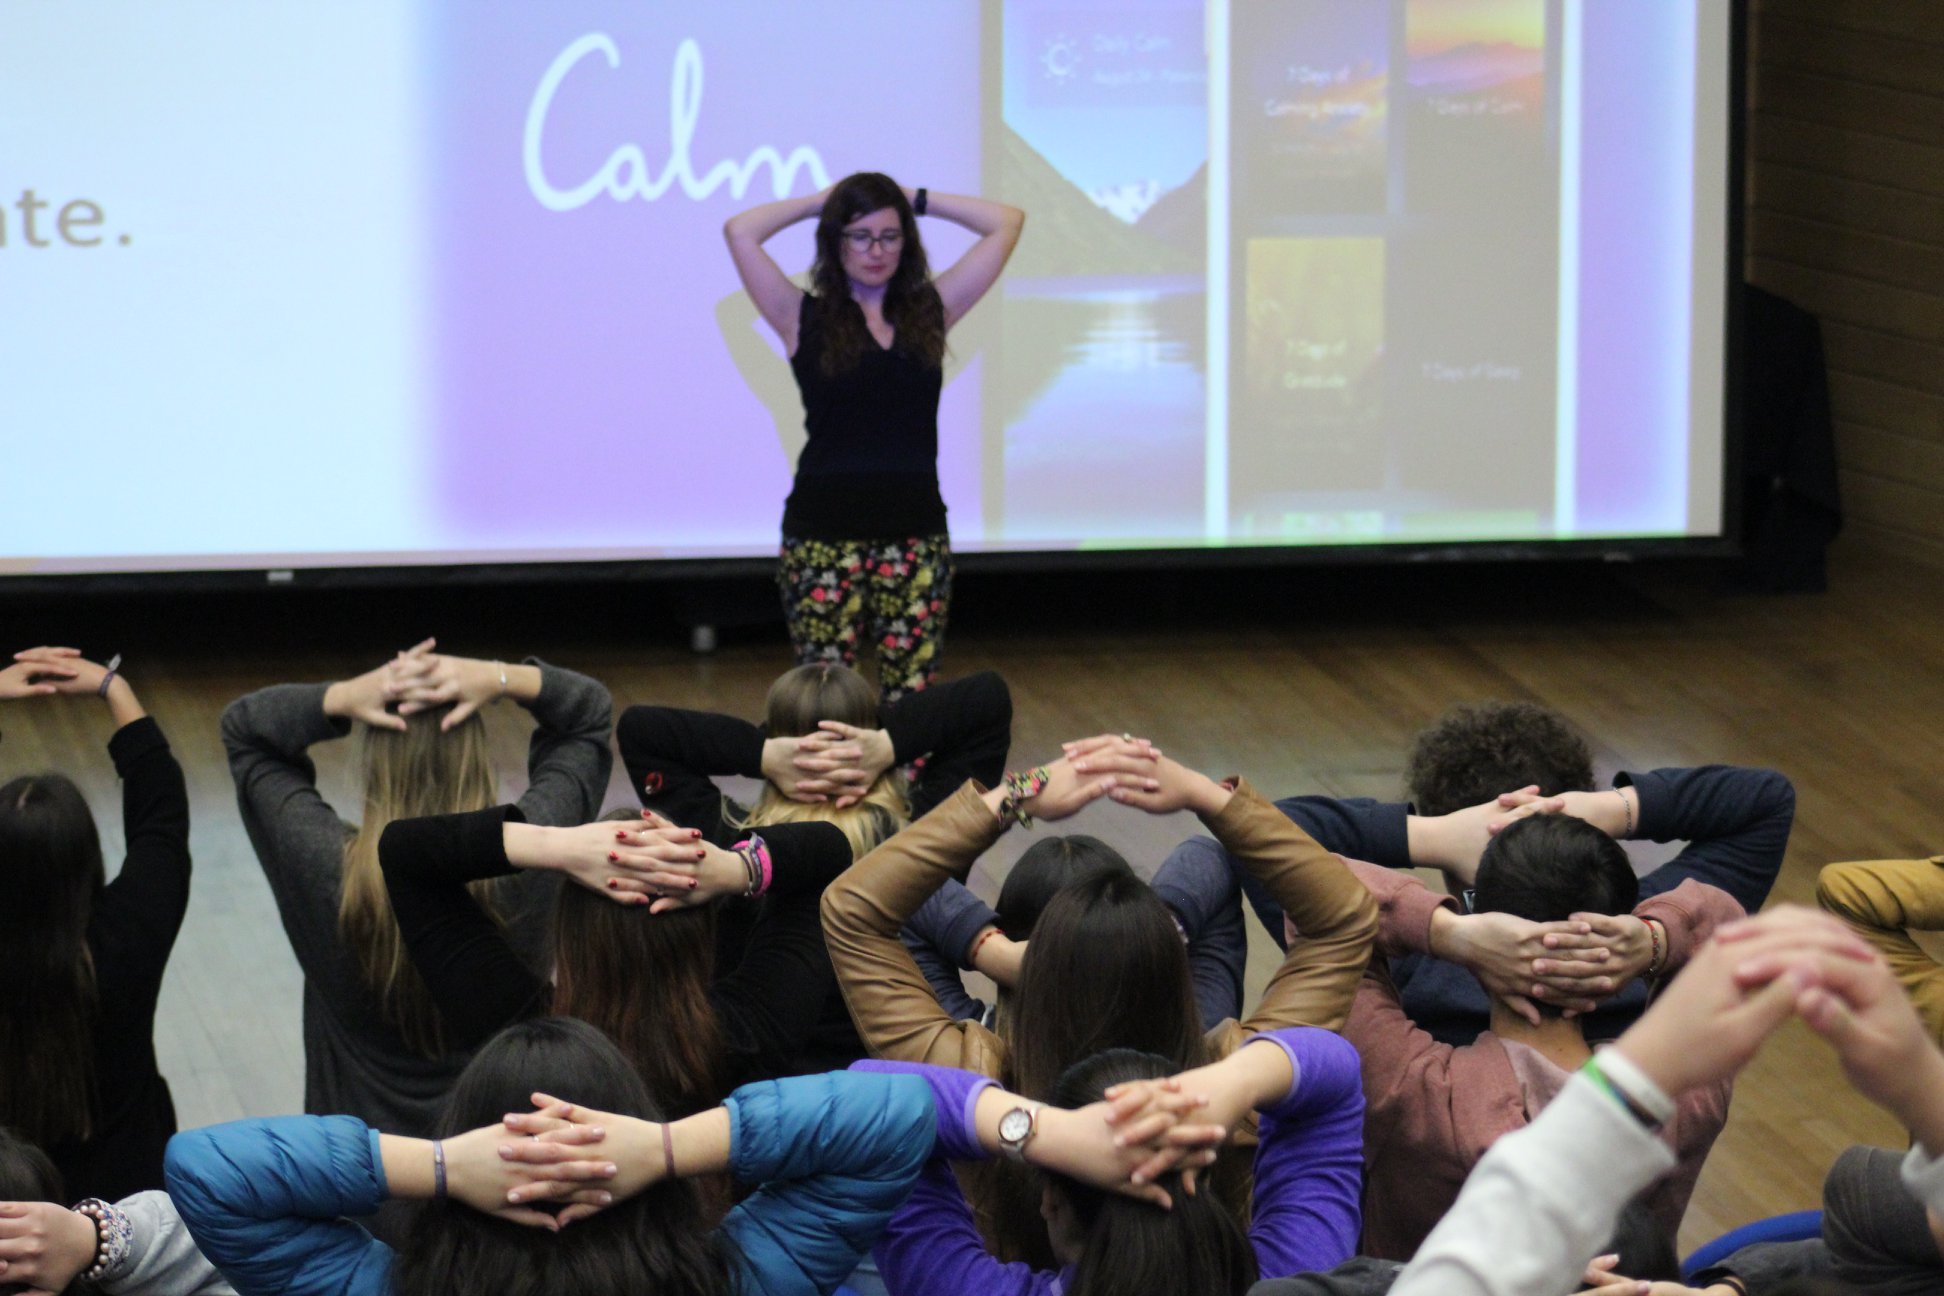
[
  {"x1": 551, "y1": 874, "x2": 724, "y2": 1118},
  {"x1": 808, "y1": 172, "x2": 946, "y2": 377},
  {"x1": 733, "y1": 663, "x2": 908, "y2": 859},
  {"x1": 339, "y1": 707, "x2": 500, "y2": 1056},
  {"x1": 0, "y1": 775, "x2": 104, "y2": 1147},
  {"x1": 986, "y1": 870, "x2": 1212, "y2": 1268}
]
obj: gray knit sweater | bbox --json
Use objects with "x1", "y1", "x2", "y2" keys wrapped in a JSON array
[{"x1": 219, "y1": 664, "x2": 611, "y2": 1137}]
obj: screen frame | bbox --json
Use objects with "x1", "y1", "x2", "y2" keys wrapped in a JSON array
[{"x1": 0, "y1": 0, "x2": 1746, "y2": 598}]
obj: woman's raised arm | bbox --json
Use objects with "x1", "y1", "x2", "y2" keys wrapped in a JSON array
[
  {"x1": 723, "y1": 190, "x2": 824, "y2": 347},
  {"x1": 917, "y1": 190, "x2": 1025, "y2": 327}
]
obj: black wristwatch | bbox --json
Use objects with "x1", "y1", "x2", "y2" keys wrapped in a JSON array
[{"x1": 913, "y1": 187, "x2": 928, "y2": 216}]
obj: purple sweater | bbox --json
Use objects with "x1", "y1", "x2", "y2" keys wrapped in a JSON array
[{"x1": 856, "y1": 1026, "x2": 1365, "y2": 1295}]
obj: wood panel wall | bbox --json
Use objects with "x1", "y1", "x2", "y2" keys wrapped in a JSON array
[{"x1": 1746, "y1": 0, "x2": 1944, "y2": 564}]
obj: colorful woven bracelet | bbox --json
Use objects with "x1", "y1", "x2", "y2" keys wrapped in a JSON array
[
  {"x1": 733, "y1": 834, "x2": 772, "y2": 896},
  {"x1": 997, "y1": 766, "x2": 1051, "y2": 828}
]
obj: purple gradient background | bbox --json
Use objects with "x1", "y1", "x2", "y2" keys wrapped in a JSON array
[
  {"x1": 1575, "y1": 4, "x2": 1696, "y2": 533},
  {"x1": 426, "y1": 3, "x2": 981, "y2": 551}
]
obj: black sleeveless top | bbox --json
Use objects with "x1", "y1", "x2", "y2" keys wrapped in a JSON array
[{"x1": 783, "y1": 293, "x2": 947, "y2": 541}]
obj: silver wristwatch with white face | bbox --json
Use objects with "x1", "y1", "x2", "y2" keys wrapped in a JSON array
[{"x1": 997, "y1": 1101, "x2": 1043, "y2": 1162}]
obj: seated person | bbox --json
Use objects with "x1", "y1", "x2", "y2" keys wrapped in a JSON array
[
  {"x1": 1817, "y1": 854, "x2": 1944, "y2": 1044},
  {"x1": 902, "y1": 830, "x2": 1255, "y2": 1038},
  {"x1": 1340, "y1": 812, "x2": 1744, "y2": 1260},
  {"x1": 1173, "y1": 703, "x2": 1792, "y2": 1042}
]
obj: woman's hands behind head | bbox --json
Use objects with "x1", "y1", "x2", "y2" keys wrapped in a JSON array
[
  {"x1": 2, "y1": 648, "x2": 84, "y2": 700},
  {"x1": 437, "y1": 1114, "x2": 620, "y2": 1232},
  {"x1": 761, "y1": 721, "x2": 895, "y2": 806},
  {"x1": 1065, "y1": 736, "x2": 1232, "y2": 819}
]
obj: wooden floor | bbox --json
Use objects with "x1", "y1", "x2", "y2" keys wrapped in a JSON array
[{"x1": 5, "y1": 541, "x2": 1943, "y2": 1252}]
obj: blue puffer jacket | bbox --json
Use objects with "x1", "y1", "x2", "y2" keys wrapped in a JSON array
[{"x1": 165, "y1": 1071, "x2": 934, "y2": 1296}]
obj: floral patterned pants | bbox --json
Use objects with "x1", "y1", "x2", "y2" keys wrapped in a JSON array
[{"x1": 777, "y1": 533, "x2": 954, "y2": 701}]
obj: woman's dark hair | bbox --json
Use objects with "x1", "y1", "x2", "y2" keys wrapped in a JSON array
[
  {"x1": 1768, "y1": 1283, "x2": 1863, "y2": 1296},
  {"x1": 552, "y1": 882, "x2": 723, "y2": 1120},
  {"x1": 994, "y1": 836, "x2": 1132, "y2": 941},
  {"x1": 1048, "y1": 1050, "x2": 1257, "y2": 1296},
  {"x1": 1405, "y1": 701, "x2": 1595, "y2": 816},
  {"x1": 1474, "y1": 815, "x2": 1637, "y2": 1019},
  {"x1": 394, "y1": 1018, "x2": 740, "y2": 1296},
  {"x1": 809, "y1": 172, "x2": 945, "y2": 377},
  {"x1": 0, "y1": 774, "x2": 104, "y2": 1147},
  {"x1": 1006, "y1": 871, "x2": 1207, "y2": 1102},
  {"x1": 0, "y1": 1126, "x2": 63, "y2": 1202}
]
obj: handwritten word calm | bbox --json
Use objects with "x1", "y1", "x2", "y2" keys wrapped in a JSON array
[{"x1": 525, "y1": 33, "x2": 830, "y2": 212}]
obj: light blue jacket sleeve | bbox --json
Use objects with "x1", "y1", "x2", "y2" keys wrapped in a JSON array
[
  {"x1": 165, "y1": 1116, "x2": 394, "y2": 1296},
  {"x1": 721, "y1": 1071, "x2": 936, "y2": 1296}
]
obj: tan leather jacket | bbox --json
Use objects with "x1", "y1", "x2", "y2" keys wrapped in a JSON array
[{"x1": 820, "y1": 777, "x2": 1377, "y2": 1258}]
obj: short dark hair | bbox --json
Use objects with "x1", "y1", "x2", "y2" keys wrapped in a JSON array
[
  {"x1": 1602, "y1": 1200, "x2": 1679, "y2": 1282},
  {"x1": 1474, "y1": 815, "x2": 1638, "y2": 924},
  {"x1": 1405, "y1": 701, "x2": 1594, "y2": 815},
  {"x1": 1474, "y1": 816, "x2": 1637, "y2": 1020},
  {"x1": 995, "y1": 836, "x2": 1132, "y2": 941}
]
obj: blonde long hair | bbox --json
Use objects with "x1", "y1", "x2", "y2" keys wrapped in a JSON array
[
  {"x1": 339, "y1": 707, "x2": 500, "y2": 1056},
  {"x1": 732, "y1": 664, "x2": 908, "y2": 859}
]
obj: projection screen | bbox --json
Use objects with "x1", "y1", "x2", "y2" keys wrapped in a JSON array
[{"x1": 0, "y1": 1, "x2": 1734, "y2": 577}]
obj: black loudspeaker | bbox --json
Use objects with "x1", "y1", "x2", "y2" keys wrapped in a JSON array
[{"x1": 1732, "y1": 283, "x2": 1843, "y2": 592}]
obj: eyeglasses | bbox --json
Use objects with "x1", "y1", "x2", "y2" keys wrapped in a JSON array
[{"x1": 843, "y1": 229, "x2": 903, "y2": 253}]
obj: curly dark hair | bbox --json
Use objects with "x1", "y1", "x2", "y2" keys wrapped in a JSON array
[
  {"x1": 1404, "y1": 701, "x2": 1595, "y2": 815},
  {"x1": 808, "y1": 172, "x2": 946, "y2": 377}
]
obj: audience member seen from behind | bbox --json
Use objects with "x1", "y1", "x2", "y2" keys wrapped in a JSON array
[
  {"x1": 1379, "y1": 906, "x2": 1935, "y2": 1296},
  {"x1": 219, "y1": 641, "x2": 611, "y2": 1138},
  {"x1": 865, "y1": 1025, "x2": 1365, "y2": 1296},
  {"x1": 0, "y1": 648, "x2": 189, "y2": 1201},
  {"x1": 378, "y1": 789, "x2": 880, "y2": 1119},
  {"x1": 164, "y1": 1016, "x2": 935, "y2": 1296},
  {"x1": 821, "y1": 734, "x2": 1377, "y2": 1264},
  {"x1": 615, "y1": 663, "x2": 1013, "y2": 1070},
  {"x1": 1343, "y1": 809, "x2": 1745, "y2": 1259},
  {"x1": 1194, "y1": 708, "x2": 1791, "y2": 1046}
]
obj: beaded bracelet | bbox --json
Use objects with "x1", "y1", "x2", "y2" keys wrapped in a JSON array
[
  {"x1": 72, "y1": 1198, "x2": 132, "y2": 1282},
  {"x1": 1615, "y1": 788, "x2": 1636, "y2": 839},
  {"x1": 433, "y1": 1139, "x2": 448, "y2": 1199},
  {"x1": 997, "y1": 766, "x2": 1051, "y2": 828},
  {"x1": 1644, "y1": 918, "x2": 1666, "y2": 977}
]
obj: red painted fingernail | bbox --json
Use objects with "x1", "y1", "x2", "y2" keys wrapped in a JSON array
[
  {"x1": 615, "y1": 830, "x2": 628, "y2": 840},
  {"x1": 696, "y1": 850, "x2": 706, "y2": 860},
  {"x1": 607, "y1": 851, "x2": 619, "y2": 862},
  {"x1": 689, "y1": 878, "x2": 699, "y2": 889},
  {"x1": 606, "y1": 879, "x2": 618, "y2": 889},
  {"x1": 690, "y1": 829, "x2": 701, "y2": 839}
]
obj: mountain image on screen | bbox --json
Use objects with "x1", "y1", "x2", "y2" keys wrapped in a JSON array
[{"x1": 999, "y1": 126, "x2": 1198, "y2": 278}]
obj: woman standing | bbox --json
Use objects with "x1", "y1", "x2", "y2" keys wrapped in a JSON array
[{"x1": 724, "y1": 173, "x2": 1024, "y2": 700}]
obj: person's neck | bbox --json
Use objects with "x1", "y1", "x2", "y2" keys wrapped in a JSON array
[
  {"x1": 848, "y1": 280, "x2": 887, "y2": 312},
  {"x1": 1488, "y1": 1003, "x2": 1592, "y2": 1070}
]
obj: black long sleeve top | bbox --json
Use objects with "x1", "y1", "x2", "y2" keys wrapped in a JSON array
[
  {"x1": 613, "y1": 671, "x2": 1014, "y2": 1065},
  {"x1": 41, "y1": 717, "x2": 192, "y2": 1201},
  {"x1": 378, "y1": 807, "x2": 841, "y2": 1090}
]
